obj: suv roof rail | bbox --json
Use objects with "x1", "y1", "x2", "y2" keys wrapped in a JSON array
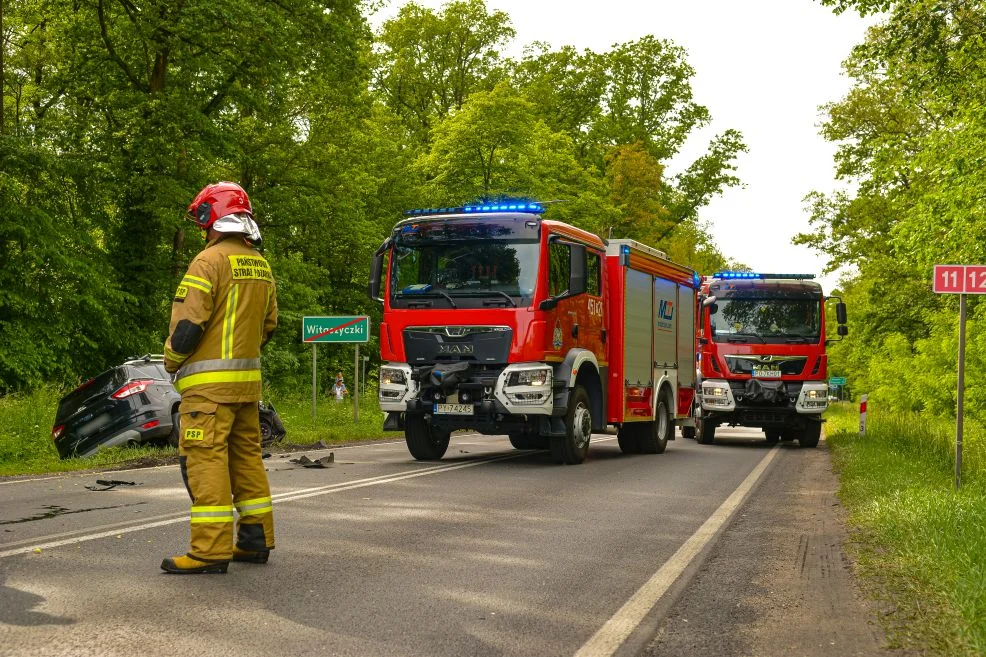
[{"x1": 124, "y1": 353, "x2": 165, "y2": 363}]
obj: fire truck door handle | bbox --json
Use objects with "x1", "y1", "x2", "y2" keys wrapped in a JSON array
[
  {"x1": 601, "y1": 329, "x2": 606, "y2": 343},
  {"x1": 571, "y1": 324, "x2": 579, "y2": 338}
]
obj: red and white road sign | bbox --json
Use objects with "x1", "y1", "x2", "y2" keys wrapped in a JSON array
[{"x1": 934, "y1": 264, "x2": 986, "y2": 294}]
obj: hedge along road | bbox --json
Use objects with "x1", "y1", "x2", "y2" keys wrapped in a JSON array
[{"x1": 1, "y1": 429, "x2": 783, "y2": 657}]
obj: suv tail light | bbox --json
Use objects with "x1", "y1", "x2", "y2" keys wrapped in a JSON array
[
  {"x1": 112, "y1": 379, "x2": 154, "y2": 399},
  {"x1": 52, "y1": 425, "x2": 65, "y2": 441}
]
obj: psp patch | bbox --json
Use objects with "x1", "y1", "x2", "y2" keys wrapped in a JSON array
[
  {"x1": 184, "y1": 428, "x2": 205, "y2": 441},
  {"x1": 228, "y1": 255, "x2": 273, "y2": 282},
  {"x1": 173, "y1": 285, "x2": 189, "y2": 302}
]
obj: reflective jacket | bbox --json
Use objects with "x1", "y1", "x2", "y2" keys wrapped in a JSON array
[{"x1": 164, "y1": 235, "x2": 277, "y2": 403}]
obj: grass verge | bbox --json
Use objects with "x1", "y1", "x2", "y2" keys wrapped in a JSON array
[
  {"x1": 825, "y1": 402, "x2": 986, "y2": 656},
  {"x1": 0, "y1": 387, "x2": 393, "y2": 477}
]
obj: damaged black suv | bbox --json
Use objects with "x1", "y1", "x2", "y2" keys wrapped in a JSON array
[
  {"x1": 51, "y1": 355, "x2": 182, "y2": 459},
  {"x1": 52, "y1": 355, "x2": 288, "y2": 459}
]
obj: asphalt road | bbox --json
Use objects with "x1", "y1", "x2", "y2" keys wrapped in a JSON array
[{"x1": 0, "y1": 427, "x2": 886, "y2": 657}]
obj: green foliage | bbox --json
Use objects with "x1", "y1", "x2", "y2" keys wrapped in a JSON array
[
  {"x1": 1, "y1": 0, "x2": 745, "y2": 401},
  {"x1": 826, "y1": 404, "x2": 986, "y2": 655},
  {"x1": 806, "y1": 1, "x2": 986, "y2": 421}
]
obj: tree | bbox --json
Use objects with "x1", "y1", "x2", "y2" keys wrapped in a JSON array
[{"x1": 373, "y1": 0, "x2": 514, "y2": 144}]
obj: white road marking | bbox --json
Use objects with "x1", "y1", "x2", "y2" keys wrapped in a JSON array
[
  {"x1": 573, "y1": 445, "x2": 781, "y2": 657},
  {"x1": 0, "y1": 451, "x2": 524, "y2": 559}
]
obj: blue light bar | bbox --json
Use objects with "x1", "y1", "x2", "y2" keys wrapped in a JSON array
[
  {"x1": 712, "y1": 271, "x2": 815, "y2": 280},
  {"x1": 404, "y1": 202, "x2": 544, "y2": 216},
  {"x1": 463, "y1": 202, "x2": 544, "y2": 214}
]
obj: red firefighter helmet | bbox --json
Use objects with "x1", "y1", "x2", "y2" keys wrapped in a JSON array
[{"x1": 187, "y1": 181, "x2": 253, "y2": 228}]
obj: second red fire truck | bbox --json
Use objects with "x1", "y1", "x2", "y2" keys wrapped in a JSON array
[
  {"x1": 693, "y1": 271, "x2": 848, "y2": 447},
  {"x1": 368, "y1": 202, "x2": 700, "y2": 464}
]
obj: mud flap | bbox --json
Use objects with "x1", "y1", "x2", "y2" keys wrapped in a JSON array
[{"x1": 383, "y1": 412, "x2": 405, "y2": 431}]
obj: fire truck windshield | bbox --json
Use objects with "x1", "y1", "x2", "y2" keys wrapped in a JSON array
[
  {"x1": 390, "y1": 221, "x2": 540, "y2": 307},
  {"x1": 710, "y1": 298, "x2": 821, "y2": 344}
]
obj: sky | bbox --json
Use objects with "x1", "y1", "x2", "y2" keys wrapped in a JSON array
[{"x1": 371, "y1": 0, "x2": 877, "y2": 293}]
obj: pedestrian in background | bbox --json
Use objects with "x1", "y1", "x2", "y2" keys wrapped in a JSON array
[
  {"x1": 162, "y1": 181, "x2": 278, "y2": 574},
  {"x1": 333, "y1": 372, "x2": 348, "y2": 402}
]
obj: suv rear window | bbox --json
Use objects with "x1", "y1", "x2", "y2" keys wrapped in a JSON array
[
  {"x1": 55, "y1": 368, "x2": 123, "y2": 422},
  {"x1": 127, "y1": 362, "x2": 170, "y2": 380}
]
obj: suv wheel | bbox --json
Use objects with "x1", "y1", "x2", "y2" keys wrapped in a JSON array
[{"x1": 169, "y1": 410, "x2": 180, "y2": 448}]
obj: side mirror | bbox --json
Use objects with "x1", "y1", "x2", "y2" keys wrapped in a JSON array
[
  {"x1": 569, "y1": 244, "x2": 586, "y2": 296},
  {"x1": 837, "y1": 324, "x2": 848, "y2": 336},
  {"x1": 836, "y1": 301, "x2": 847, "y2": 325},
  {"x1": 539, "y1": 298, "x2": 559, "y2": 311},
  {"x1": 367, "y1": 238, "x2": 390, "y2": 302},
  {"x1": 708, "y1": 303, "x2": 718, "y2": 315}
]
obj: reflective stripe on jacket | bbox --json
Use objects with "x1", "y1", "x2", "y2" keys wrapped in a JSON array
[{"x1": 165, "y1": 235, "x2": 277, "y2": 403}]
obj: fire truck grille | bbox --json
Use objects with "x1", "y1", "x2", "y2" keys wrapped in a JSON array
[
  {"x1": 725, "y1": 355, "x2": 807, "y2": 376},
  {"x1": 404, "y1": 326, "x2": 513, "y2": 365}
]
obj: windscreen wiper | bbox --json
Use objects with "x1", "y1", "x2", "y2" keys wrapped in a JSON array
[
  {"x1": 480, "y1": 291, "x2": 517, "y2": 307},
  {"x1": 395, "y1": 291, "x2": 457, "y2": 308}
]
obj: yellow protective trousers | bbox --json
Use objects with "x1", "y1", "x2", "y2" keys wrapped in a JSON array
[{"x1": 178, "y1": 395, "x2": 275, "y2": 561}]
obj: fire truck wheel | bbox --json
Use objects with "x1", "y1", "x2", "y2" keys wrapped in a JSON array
[
  {"x1": 638, "y1": 394, "x2": 672, "y2": 454},
  {"x1": 798, "y1": 423, "x2": 821, "y2": 448},
  {"x1": 404, "y1": 414, "x2": 451, "y2": 460},
  {"x1": 764, "y1": 429, "x2": 781, "y2": 444},
  {"x1": 696, "y1": 416, "x2": 716, "y2": 444},
  {"x1": 617, "y1": 425, "x2": 641, "y2": 454},
  {"x1": 551, "y1": 385, "x2": 592, "y2": 464}
]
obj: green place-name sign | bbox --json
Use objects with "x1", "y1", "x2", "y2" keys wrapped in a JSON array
[
  {"x1": 302, "y1": 316, "x2": 370, "y2": 343},
  {"x1": 829, "y1": 376, "x2": 847, "y2": 386}
]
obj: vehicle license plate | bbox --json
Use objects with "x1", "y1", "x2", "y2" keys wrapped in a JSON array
[
  {"x1": 752, "y1": 367, "x2": 782, "y2": 379},
  {"x1": 433, "y1": 403, "x2": 474, "y2": 415}
]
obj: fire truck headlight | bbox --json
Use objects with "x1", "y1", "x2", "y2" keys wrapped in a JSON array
[
  {"x1": 380, "y1": 367, "x2": 407, "y2": 386},
  {"x1": 805, "y1": 389, "x2": 825, "y2": 400},
  {"x1": 702, "y1": 385, "x2": 728, "y2": 398},
  {"x1": 508, "y1": 368, "x2": 552, "y2": 387}
]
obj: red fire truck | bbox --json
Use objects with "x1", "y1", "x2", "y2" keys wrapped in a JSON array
[
  {"x1": 368, "y1": 202, "x2": 700, "y2": 464},
  {"x1": 693, "y1": 272, "x2": 848, "y2": 447}
]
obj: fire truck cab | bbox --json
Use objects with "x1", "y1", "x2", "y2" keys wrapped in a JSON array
[{"x1": 694, "y1": 272, "x2": 848, "y2": 447}]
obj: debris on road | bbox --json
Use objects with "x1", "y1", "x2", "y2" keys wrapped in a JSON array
[
  {"x1": 289, "y1": 453, "x2": 335, "y2": 468},
  {"x1": 84, "y1": 479, "x2": 141, "y2": 491}
]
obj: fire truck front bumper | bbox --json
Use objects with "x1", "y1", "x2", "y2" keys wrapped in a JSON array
[
  {"x1": 379, "y1": 362, "x2": 556, "y2": 431},
  {"x1": 699, "y1": 379, "x2": 828, "y2": 420}
]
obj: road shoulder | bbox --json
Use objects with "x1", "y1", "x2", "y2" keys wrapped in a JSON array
[{"x1": 644, "y1": 440, "x2": 911, "y2": 657}]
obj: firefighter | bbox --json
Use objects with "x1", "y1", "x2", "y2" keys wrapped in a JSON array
[{"x1": 161, "y1": 181, "x2": 278, "y2": 574}]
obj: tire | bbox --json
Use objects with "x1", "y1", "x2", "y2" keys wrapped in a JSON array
[
  {"x1": 682, "y1": 426, "x2": 696, "y2": 440},
  {"x1": 168, "y1": 410, "x2": 180, "y2": 448},
  {"x1": 638, "y1": 394, "x2": 672, "y2": 454},
  {"x1": 260, "y1": 415, "x2": 274, "y2": 447},
  {"x1": 798, "y1": 422, "x2": 821, "y2": 448},
  {"x1": 780, "y1": 430, "x2": 797, "y2": 442},
  {"x1": 405, "y1": 414, "x2": 451, "y2": 460},
  {"x1": 617, "y1": 425, "x2": 641, "y2": 454},
  {"x1": 697, "y1": 415, "x2": 716, "y2": 445},
  {"x1": 550, "y1": 385, "x2": 592, "y2": 464},
  {"x1": 764, "y1": 428, "x2": 781, "y2": 444}
]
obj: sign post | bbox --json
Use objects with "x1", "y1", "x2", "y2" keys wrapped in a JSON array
[
  {"x1": 932, "y1": 264, "x2": 986, "y2": 489},
  {"x1": 859, "y1": 394, "x2": 867, "y2": 436},
  {"x1": 302, "y1": 316, "x2": 371, "y2": 423}
]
